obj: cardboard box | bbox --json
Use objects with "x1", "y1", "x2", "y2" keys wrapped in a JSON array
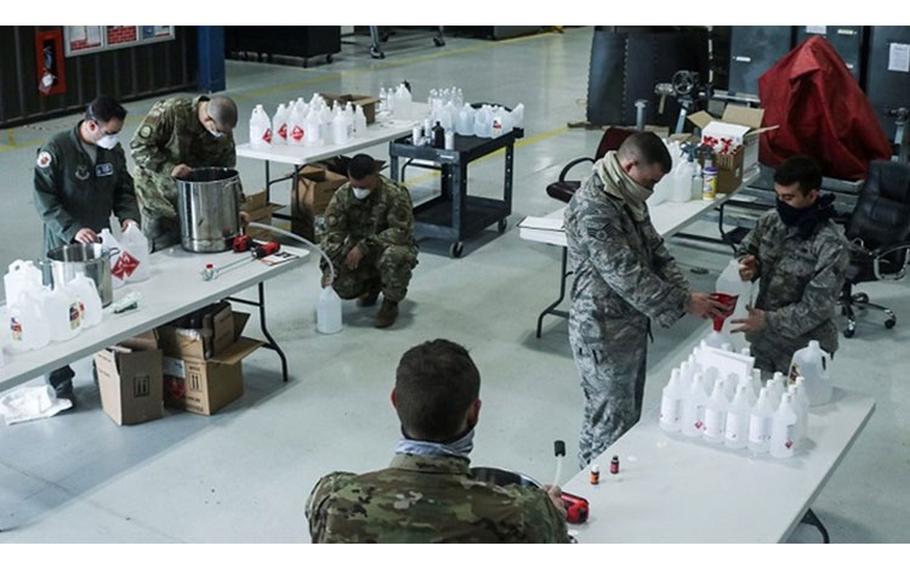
[
  {"x1": 161, "y1": 312, "x2": 263, "y2": 416},
  {"x1": 242, "y1": 191, "x2": 284, "y2": 241},
  {"x1": 95, "y1": 331, "x2": 164, "y2": 426},
  {"x1": 700, "y1": 146, "x2": 745, "y2": 194},
  {"x1": 159, "y1": 302, "x2": 234, "y2": 360},
  {"x1": 318, "y1": 93, "x2": 380, "y2": 124},
  {"x1": 688, "y1": 105, "x2": 777, "y2": 173}
]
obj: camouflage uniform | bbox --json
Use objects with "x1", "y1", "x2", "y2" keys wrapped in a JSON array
[
  {"x1": 565, "y1": 154, "x2": 690, "y2": 468},
  {"x1": 320, "y1": 175, "x2": 418, "y2": 302},
  {"x1": 129, "y1": 96, "x2": 237, "y2": 251},
  {"x1": 305, "y1": 454, "x2": 570, "y2": 543},
  {"x1": 736, "y1": 209, "x2": 849, "y2": 374}
]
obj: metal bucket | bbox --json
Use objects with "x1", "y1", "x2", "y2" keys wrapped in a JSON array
[
  {"x1": 470, "y1": 467, "x2": 541, "y2": 488},
  {"x1": 46, "y1": 243, "x2": 114, "y2": 307},
  {"x1": 176, "y1": 167, "x2": 242, "y2": 253}
]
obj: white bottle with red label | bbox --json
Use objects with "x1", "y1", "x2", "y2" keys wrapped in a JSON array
[
  {"x1": 748, "y1": 387, "x2": 775, "y2": 454},
  {"x1": 46, "y1": 284, "x2": 82, "y2": 342},
  {"x1": 724, "y1": 384, "x2": 752, "y2": 450},
  {"x1": 118, "y1": 223, "x2": 150, "y2": 282},
  {"x1": 7, "y1": 289, "x2": 51, "y2": 353},
  {"x1": 249, "y1": 104, "x2": 272, "y2": 148},
  {"x1": 659, "y1": 369, "x2": 685, "y2": 433},
  {"x1": 66, "y1": 274, "x2": 102, "y2": 328},
  {"x1": 682, "y1": 372, "x2": 709, "y2": 437},
  {"x1": 99, "y1": 229, "x2": 125, "y2": 290},
  {"x1": 288, "y1": 103, "x2": 307, "y2": 146},
  {"x1": 770, "y1": 393, "x2": 799, "y2": 458},
  {"x1": 273, "y1": 103, "x2": 289, "y2": 145}
]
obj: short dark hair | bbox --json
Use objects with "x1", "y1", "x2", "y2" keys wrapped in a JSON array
[
  {"x1": 394, "y1": 339, "x2": 481, "y2": 442},
  {"x1": 86, "y1": 95, "x2": 126, "y2": 123},
  {"x1": 207, "y1": 95, "x2": 238, "y2": 130},
  {"x1": 618, "y1": 132, "x2": 672, "y2": 173},
  {"x1": 348, "y1": 153, "x2": 377, "y2": 180},
  {"x1": 774, "y1": 156, "x2": 822, "y2": 195}
]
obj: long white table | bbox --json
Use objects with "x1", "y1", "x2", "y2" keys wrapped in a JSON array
[
  {"x1": 562, "y1": 388, "x2": 876, "y2": 543},
  {"x1": 236, "y1": 106, "x2": 427, "y2": 216},
  {"x1": 1, "y1": 245, "x2": 310, "y2": 392},
  {"x1": 521, "y1": 170, "x2": 760, "y2": 337}
]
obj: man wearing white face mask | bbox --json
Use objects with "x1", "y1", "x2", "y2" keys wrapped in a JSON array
[
  {"x1": 33, "y1": 95, "x2": 140, "y2": 407},
  {"x1": 130, "y1": 94, "x2": 238, "y2": 251},
  {"x1": 34, "y1": 95, "x2": 140, "y2": 252}
]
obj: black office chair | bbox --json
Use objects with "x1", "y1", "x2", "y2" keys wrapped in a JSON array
[
  {"x1": 840, "y1": 160, "x2": 910, "y2": 338},
  {"x1": 546, "y1": 127, "x2": 635, "y2": 203}
]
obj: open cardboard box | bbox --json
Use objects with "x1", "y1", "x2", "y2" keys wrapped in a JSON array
[
  {"x1": 688, "y1": 105, "x2": 778, "y2": 173},
  {"x1": 95, "y1": 331, "x2": 164, "y2": 426},
  {"x1": 160, "y1": 312, "x2": 263, "y2": 416},
  {"x1": 318, "y1": 93, "x2": 380, "y2": 124}
]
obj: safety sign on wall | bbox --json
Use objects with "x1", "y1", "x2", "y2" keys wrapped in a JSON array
[{"x1": 64, "y1": 26, "x2": 174, "y2": 57}]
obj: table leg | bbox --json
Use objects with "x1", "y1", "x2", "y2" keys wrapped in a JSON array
[
  {"x1": 536, "y1": 247, "x2": 572, "y2": 338},
  {"x1": 228, "y1": 282, "x2": 289, "y2": 382},
  {"x1": 390, "y1": 153, "x2": 400, "y2": 183},
  {"x1": 503, "y1": 143, "x2": 514, "y2": 212},
  {"x1": 451, "y1": 163, "x2": 465, "y2": 241},
  {"x1": 264, "y1": 160, "x2": 271, "y2": 202},
  {"x1": 800, "y1": 508, "x2": 831, "y2": 544}
]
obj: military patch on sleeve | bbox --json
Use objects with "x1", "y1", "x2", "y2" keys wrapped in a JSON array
[
  {"x1": 36, "y1": 151, "x2": 52, "y2": 169},
  {"x1": 139, "y1": 125, "x2": 153, "y2": 139}
]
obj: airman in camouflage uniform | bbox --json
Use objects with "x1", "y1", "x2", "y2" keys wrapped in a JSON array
[
  {"x1": 306, "y1": 454, "x2": 569, "y2": 543},
  {"x1": 321, "y1": 155, "x2": 418, "y2": 328},
  {"x1": 733, "y1": 156, "x2": 849, "y2": 375},
  {"x1": 305, "y1": 339, "x2": 569, "y2": 543},
  {"x1": 564, "y1": 137, "x2": 722, "y2": 469},
  {"x1": 129, "y1": 95, "x2": 238, "y2": 251}
]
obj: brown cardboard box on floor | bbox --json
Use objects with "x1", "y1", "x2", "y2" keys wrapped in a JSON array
[
  {"x1": 160, "y1": 312, "x2": 263, "y2": 416},
  {"x1": 95, "y1": 331, "x2": 164, "y2": 426},
  {"x1": 242, "y1": 191, "x2": 284, "y2": 241},
  {"x1": 158, "y1": 302, "x2": 234, "y2": 360}
]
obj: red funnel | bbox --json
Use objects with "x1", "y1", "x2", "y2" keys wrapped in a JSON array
[{"x1": 710, "y1": 292, "x2": 738, "y2": 331}]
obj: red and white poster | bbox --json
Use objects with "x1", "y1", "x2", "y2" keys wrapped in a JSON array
[
  {"x1": 106, "y1": 26, "x2": 139, "y2": 47},
  {"x1": 65, "y1": 26, "x2": 103, "y2": 56}
]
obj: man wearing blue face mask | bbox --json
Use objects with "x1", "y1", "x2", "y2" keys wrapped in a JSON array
[
  {"x1": 33, "y1": 95, "x2": 141, "y2": 407},
  {"x1": 732, "y1": 156, "x2": 849, "y2": 375},
  {"x1": 130, "y1": 95, "x2": 238, "y2": 251},
  {"x1": 306, "y1": 339, "x2": 569, "y2": 543}
]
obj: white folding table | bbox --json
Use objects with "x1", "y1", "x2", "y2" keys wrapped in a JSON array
[
  {"x1": 561, "y1": 388, "x2": 875, "y2": 543},
  {"x1": 1, "y1": 245, "x2": 310, "y2": 392},
  {"x1": 235, "y1": 106, "x2": 427, "y2": 218}
]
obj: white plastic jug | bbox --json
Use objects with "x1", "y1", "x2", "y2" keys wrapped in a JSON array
[
  {"x1": 7, "y1": 289, "x2": 51, "y2": 352},
  {"x1": 681, "y1": 372, "x2": 709, "y2": 437},
  {"x1": 67, "y1": 273, "x2": 102, "y2": 328},
  {"x1": 119, "y1": 223, "x2": 150, "y2": 282},
  {"x1": 353, "y1": 105, "x2": 368, "y2": 137},
  {"x1": 668, "y1": 159, "x2": 696, "y2": 203},
  {"x1": 304, "y1": 108, "x2": 321, "y2": 147},
  {"x1": 331, "y1": 108, "x2": 350, "y2": 146},
  {"x1": 288, "y1": 104, "x2": 307, "y2": 146},
  {"x1": 770, "y1": 393, "x2": 799, "y2": 458},
  {"x1": 474, "y1": 106, "x2": 492, "y2": 138},
  {"x1": 748, "y1": 387, "x2": 775, "y2": 454},
  {"x1": 703, "y1": 380, "x2": 729, "y2": 444},
  {"x1": 273, "y1": 103, "x2": 290, "y2": 145},
  {"x1": 659, "y1": 369, "x2": 685, "y2": 433},
  {"x1": 47, "y1": 284, "x2": 82, "y2": 342},
  {"x1": 456, "y1": 104, "x2": 474, "y2": 136},
  {"x1": 4, "y1": 260, "x2": 44, "y2": 309},
  {"x1": 249, "y1": 104, "x2": 272, "y2": 148},
  {"x1": 316, "y1": 287, "x2": 342, "y2": 334},
  {"x1": 724, "y1": 384, "x2": 752, "y2": 450},
  {"x1": 511, "y1": 103, "x2": 525, "y2": 129},
  {"x1": 715, "y1": 258, "x2": 752, "y2": 350},
  {"x1": 100, "y1": 228, "x2": 125, "y2": 290},
  {"x1": 788, "y1": 340, "x2": 833, "y2": 406}
]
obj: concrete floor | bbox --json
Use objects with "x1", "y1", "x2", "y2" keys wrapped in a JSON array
[{"x1": 1, "y1": 28, "x2": 908, "y2": 543}]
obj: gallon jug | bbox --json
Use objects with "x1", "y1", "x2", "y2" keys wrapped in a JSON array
[
  {"x1": 304, "y1": 108, "x2": 321, "y2": 147},
  {"x1": 331, "y1": 107, "x2": 351, "y2": 145},
  {"x1": 770, "y1": 393, "x2": 799, "y2": 459},
  {"x1": 119, "y1": 223, "x2": 150, "y2": 282},
  {"x1": 681, "y1": 372, "x2": 709, "y2": 437},
  {"x1": 668, "y1": 159, "x2": 696, "y2": 203},
  {"x1": 4, "y1": 260, "x2": 44, "y2": 309},
  {"x1": 289, "y1": 104, "x2": 307, "y2": 146},
  {"x1": 748, "y1": 387, "x2": 775, "y2": 454},
  {"x1": 511, "y1": 103, "x2": 525, "y2": 129},
  {"x1": 67, "y1": 273, "x2": 102, "y2": 328},
  {"x1": 316, "y1": 287, "x2": 342, "y2": 334},
  {"x1": 249, "y1": 104, "x2": 272, "y2": 148},
  {"x1": 100, "y1": 229, "x2": 125, "y2": 290},
  {"x1": 273, "y1": 103, "x2": 290, "y2": 145},
  {"x1": 788, "y1": 340, "x2": 833, "y2": 406},
  {"x1": 7, "y1": 289, "x2": 51, "y2": 352},
  {"x1": 353, "y1": 105, "x2": 368, "y2": 137},
  {"x1": 47, "y1": 284, "x2": 82, "y2": 342},
  {"x1": 659, "y1": 369, "x2": 685, "y2": 433},
  {"x1": 456, "y1": 104, "x2": 475, "y2": 136}
]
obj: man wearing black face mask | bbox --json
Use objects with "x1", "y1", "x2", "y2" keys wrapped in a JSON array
[
  {"x1": 306, "y1": 339, "x2": 569, "y2": 543},
  {"x1": 731, "y1": 156, "x2": 849, "y2": 375},
  {"x1": 33, "y1": 95, "x2": 141, "y2": 407}
]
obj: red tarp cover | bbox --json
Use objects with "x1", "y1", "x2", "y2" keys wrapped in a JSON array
[{"x1": 758, "y1": 36, "x2": 891, "y2": 180}]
